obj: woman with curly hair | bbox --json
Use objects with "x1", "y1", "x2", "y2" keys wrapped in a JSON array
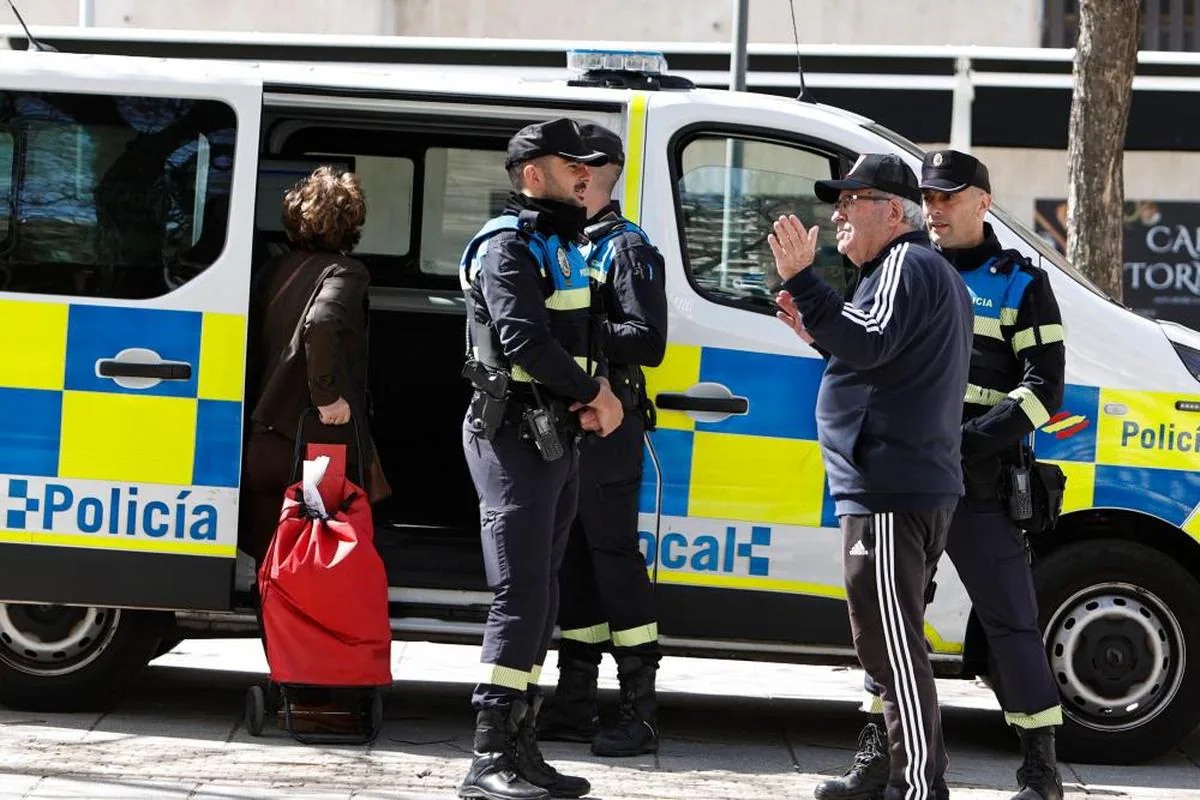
[{"x1": 239, "y1": 165, "x2": 390, "y2": 564}]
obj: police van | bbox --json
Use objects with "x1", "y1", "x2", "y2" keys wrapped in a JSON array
[{"x1": 0, "y1": 40, "x2": 1198, "y2": 765}]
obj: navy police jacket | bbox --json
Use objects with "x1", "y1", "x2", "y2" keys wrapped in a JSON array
[
  {"x1": 460, "y1": 193, "x2": 604, "y2": 405},
  {"x1": 946, "y1": 223, "x2": 1066, "y2": 495}
]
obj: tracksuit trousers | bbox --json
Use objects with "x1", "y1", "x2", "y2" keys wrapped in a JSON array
[
  {"x1": 843, "y1": 508, "x2": 953, "y2": 800},
  {"x1": 862, "y1": 496, "x2": 1063, "y2": 727}
]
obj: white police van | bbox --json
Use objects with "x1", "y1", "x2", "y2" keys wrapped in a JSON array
[{"x1": 0, "y1": 42, "x2": 1198, "y2": 764}]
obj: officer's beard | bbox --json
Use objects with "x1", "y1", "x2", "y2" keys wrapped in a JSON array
[{"x1": 509, "y1": 191, "x2": 588, "y2": 242}]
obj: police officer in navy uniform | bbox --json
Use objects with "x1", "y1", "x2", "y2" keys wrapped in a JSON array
[
  {"x1": 458, "y1": 117, "x2": 625, "y2": 800},
  {"x1": 537, "y1": 122, "x2": 668, "y2": 757},
  {"x1": 816, "y1": 150, "x2": 1066, "y2": 800}
]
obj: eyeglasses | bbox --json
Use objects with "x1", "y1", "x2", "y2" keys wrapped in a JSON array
[{"x1": 832, "y1": 194, "x2": 892, "y2": 214}]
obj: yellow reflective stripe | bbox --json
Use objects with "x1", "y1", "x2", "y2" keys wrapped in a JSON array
[
  {"x1": 512, "y1": 356, "x2": 594, "y2": 383},
  {"x1": 1012, "y1": 323, "x2": 1065, "y2": 354},
  {"x1": 545, "y1": 286, "x2": 591, "y2": 311},
  {"x1": 561, "y1": 623, "x2": 611, "y2": 644},
  {"x1": 1041, "y1": 323, "x2": 1065, "y2": 344},
  {"x1": 1010, "y1": 386, "x2": 1051, "y2": 428},
  {"x1": 1000, "y1": 307, "x2": 1019, "y2": 325},
  {"x1": 861, "y1": 692, "x2": 885, "y2": 715},
  {"x1": 611, "y1": 622, "x2": 658, "y2": 648},
  {"x1": 964, "y1": 383, "x2": 1007, "y2": 406},
  {"x1": 585, "y1": 265, "x2": 607, "y2": 284},
  {"x1": 973, "y1": 316, "x2": 1003, "y2": 340},
  {"x1": 1005, "y1": 706, "x2": 1063, "y2": 729},
  {"x1": 479, "y1": 663, "x2": 530, "y2": 691},
  {"x1": 1011, "y1": 328, "x2": 1036, "y2": 354},
  {"x1": 530, "y1": 664, "x2": 543, "y2": 684},
  {"x1": 622, "y1": 92, "x2": 649, "y2": 224}
]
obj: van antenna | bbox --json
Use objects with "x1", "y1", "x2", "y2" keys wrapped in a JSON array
[
  {"x1": 788, "y1": 0, "x2": 815, "y2": 103},
  {"x1": 6, "y1": 0, "x2": 56, "y2": 52}
]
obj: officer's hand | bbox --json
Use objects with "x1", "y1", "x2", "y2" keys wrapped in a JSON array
[
  {"x1": 318, "y1": 396, "x2": 352, "y2": 425},
  {"x1": 573, "y1": 378, "x2": 624, "y2": 437},
  {"x1": 768, "y1": 215, "x2": 820, "y2": 281},
  {"x1": 775, "y1": 290, "x2": 814, "y2": 344}
]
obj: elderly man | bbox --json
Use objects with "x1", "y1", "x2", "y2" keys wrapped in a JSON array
[{"x1": 769, "y1": 153, "x2": 973, "y2": 800}]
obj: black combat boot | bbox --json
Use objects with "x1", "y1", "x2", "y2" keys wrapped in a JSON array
[
  {"x1": 537, "y1": 655, "x2": 600, "y2": 743},
  {"x1": 514, "y1": 692, "x2": 592, "y2": 798},
  {"x1": 591, "y1": 655, "x2": 659, "y2": 757},
  {"x1": 458, "y1": 702, "x2": 550, "y2": 800},
  {"x1": 1011, "y1": 727, "x2": 1063, "y2": 800},
  {"x1": 814, "y1": 719, "x2": 890, "y2": 800}
]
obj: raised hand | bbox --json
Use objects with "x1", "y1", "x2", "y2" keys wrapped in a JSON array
[{"x1": 767, "y1": 214, "x2": 820, "y2": 281}]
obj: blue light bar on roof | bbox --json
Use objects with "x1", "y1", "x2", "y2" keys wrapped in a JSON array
[{"x1": 566, "y1": 48, "x2": 668, "y2": 75}]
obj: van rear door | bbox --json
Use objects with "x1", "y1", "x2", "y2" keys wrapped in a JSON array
[{"x1": 0, "y1": 52, "x2": 262, "y2": 611}]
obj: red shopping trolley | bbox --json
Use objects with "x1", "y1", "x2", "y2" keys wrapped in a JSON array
[{"x1": 244, "y1": 411, "x2": 392, "y2": 744}]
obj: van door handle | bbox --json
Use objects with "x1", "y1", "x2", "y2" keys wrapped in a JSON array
[
  {"x1": 95, "y1": 348, "x2": 193, "y2": 389},
  {"x1": 655, "y1": 382, "x2": 749, "y2": 422},
  {"x1": 97, "y1": 361, "x2": 192, "y2": 381},
  {"x1": 656, "y1": 393, "x2": 748, "y2": 414}
]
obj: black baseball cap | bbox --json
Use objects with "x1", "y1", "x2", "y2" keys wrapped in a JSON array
[
  {"x1": 504, "y1": 117, "x2": 610, "y2": 170},
  {"x1": 815, "y1": 153, "x2": 921, "y2": 205},
  {"x1": 577, "y1": 122, "x2": 625, "y2": 166},
  {"x1": 919, "y1": 149, "x2": 991, "y2": 194}
]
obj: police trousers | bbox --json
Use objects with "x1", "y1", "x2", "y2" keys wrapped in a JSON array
[
  {"x1": 556, "y1": 412, "x2": 658, "y2": 664},
  {"x1": 862, "y1": 496, "x2": 1061, "y2": 727},
  {"x1": 844, "y1": 509, "x2": 952, "y2": 800},
  {"x1": 463, "y1": 416, "x2": 579, "y2": 711}
]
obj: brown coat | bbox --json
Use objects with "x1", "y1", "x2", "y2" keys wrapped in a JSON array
[{"x1": 245, "y1": 248, "x2": 386, "y2": 500}]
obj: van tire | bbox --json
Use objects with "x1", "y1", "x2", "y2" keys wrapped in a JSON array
[
  {"x1": 0, "y1": 605, "x2": 166, "y2": 712},
  {"x1": 1033, "y1": 539, "x2": 1200, "y2": 764}
]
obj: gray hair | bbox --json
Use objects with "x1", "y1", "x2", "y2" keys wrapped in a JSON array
[{"x1": 898, "y1": 197, "x2": 926, "y2": 230}]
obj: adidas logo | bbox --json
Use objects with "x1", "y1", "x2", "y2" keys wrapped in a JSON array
[{"x1": 848, "y1": 540, "x2": 869, "y2": 557}]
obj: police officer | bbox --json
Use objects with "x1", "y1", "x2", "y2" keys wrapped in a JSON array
[
  {"x1": 536, "y1": 122, "x2": 668, "y2": 757},
  {"x1": 815, "y1": 150, "x2": 1066, "y2": 800},
  {"x1": 458, "y1": 117, "x2": 625, "y2": 800}
]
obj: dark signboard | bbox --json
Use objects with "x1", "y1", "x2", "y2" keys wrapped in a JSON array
[{"x1": 1034, "y1": 199, "x2": 1200, "y2": 331}]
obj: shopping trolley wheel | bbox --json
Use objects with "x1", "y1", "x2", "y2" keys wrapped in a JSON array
[{"x1": 245, "y1": 685, "x2": 266, "y2": 736}]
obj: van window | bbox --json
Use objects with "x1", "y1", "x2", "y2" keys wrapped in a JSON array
[
  {"x1": 260, "y1": 130, "x2": 509, "y2": 286},
  {"x1": 256, "y1": 154, "x2": 414, "y2": 258},
  {"x1": 0, "y1": 91, "x2": 237, "y2": 299},
  {"x1": 674, "y1": 133, "x2": 848, "y2": 311},
  {"x1": 421, "y1": 147, "x2": 509, "y2": 277}
]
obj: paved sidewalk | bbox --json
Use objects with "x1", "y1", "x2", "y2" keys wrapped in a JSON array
[{"x1": 0, "y1": 640, "x2": 1195, "y2": 799}]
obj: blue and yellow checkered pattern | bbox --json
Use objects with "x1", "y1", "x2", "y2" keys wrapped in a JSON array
[
  {"x1": 641, "y1": 343, "x2": 837, "y2": 530},
  {"x1": 0, "y1": 299, "x2": 245, "y2": 488},
  {"x1": 1035, "y1": 383, "x2": 1200, "y2": 542}
]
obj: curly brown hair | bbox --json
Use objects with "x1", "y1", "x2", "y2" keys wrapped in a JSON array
[{"x1": 281, "y1": 165, "x2": 367, "y2": 252}]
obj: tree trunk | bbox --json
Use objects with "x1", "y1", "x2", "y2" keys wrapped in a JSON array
[{"x1": 1066, "y1": 0, "x2": 1140, "y2": 302}]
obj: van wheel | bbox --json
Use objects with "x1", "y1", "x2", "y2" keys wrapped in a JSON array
[
  {"x1": 0, "y1": 604, "x2": 166, "y2": 712},
  {"x1": 1034, "y1": 539, "x2": 1200, "y2": 764}
]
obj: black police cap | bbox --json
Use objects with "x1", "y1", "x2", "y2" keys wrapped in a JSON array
[
  {"x1": 815, "y1": 153, "x2": 921, "y2": 205},
  {"x1": 504, "y1": 117, "x2": 610, "y2": 170},
  {"x1": 919, "y1": 149, "x2": 991, "y2": 194},
  {"x1": 577, "y1": 122, "x2": 625, "y2": 167}
]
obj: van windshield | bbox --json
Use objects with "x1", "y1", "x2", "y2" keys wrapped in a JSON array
[{"x1": 864, "y1": 122, "x2": 1116, "y2": 304}]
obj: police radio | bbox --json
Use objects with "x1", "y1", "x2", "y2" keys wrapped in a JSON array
[{"x1": 526, "y1": 384, "x2": 565, "y2": 462}]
